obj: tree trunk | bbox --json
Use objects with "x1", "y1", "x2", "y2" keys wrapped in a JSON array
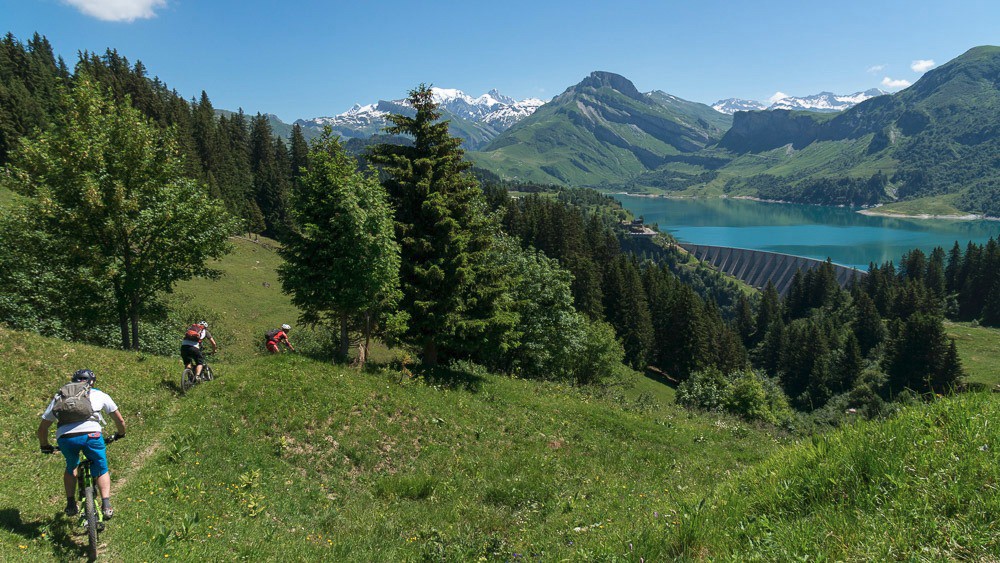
[
  {"x1": 118, "y1": 308, "x2": 130, "y2": 350},
  {"x1": 339, "y1": 315, "x2": 350, "y2": 361},
  {"x1": 113, "y1": 282, "x2": 130, "y2": 350},
  {"x1": 423, "y1": 337, "x2": 438, "y2": 367},
  {"x1": 356, "y1": 311, "x2": 371, "y2": 369},
  {"x1": 130, "y1": 309, "x2": 141, "y2": 351}
]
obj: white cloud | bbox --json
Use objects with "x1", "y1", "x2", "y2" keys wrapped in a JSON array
[
  {"x1": 767, "y1": 91, "x2": 789, "y2": 104},
  {"x1": 63, "y1": 0, "x2": 167, "y2": 22},
  {"x1": 911, "y1": 59, "x2": 935, "y2": 73},
  {"x1": 867, "y1": 64, "x2": 887, "y2": 74},
  {"x1": 881, "y1": 76, "x2": 912, "y2": 89}
]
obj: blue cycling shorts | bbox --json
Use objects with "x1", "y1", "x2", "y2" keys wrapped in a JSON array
[{"x1": 57, "y1": 432, "x2": 109, "y2": 478}]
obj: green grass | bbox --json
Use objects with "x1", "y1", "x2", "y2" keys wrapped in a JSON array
[
  {"x1": 650, "y1": 392, "x2": 1000, "y2": 560},
  {"x1": 867, "y1": 194, "x2": 967, "y2": 217},
  {"x1": 169, "y1": 235, "x2": 300, "y2": 358},
  {"x1": 0, "y1": 329, "x2": 781, "y2": 561},
  {"x1": 947, "y1": 321, "x2": 1000, "y2": 387}
]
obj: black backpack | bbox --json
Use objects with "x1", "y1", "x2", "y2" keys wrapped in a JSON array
[
  {"x1": 52, "y1": 382, "x2": 94, "y2": 426},
  {"x1": 265, "y1": 329, "x2": 281, "y2": 342}
]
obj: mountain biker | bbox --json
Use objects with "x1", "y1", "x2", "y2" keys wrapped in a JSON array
[
  {"x1": 265, "y1": 324, "x2": 295, "y2": 354},
  {"x1": 181, "y1": 320, "x2": 218, "y2": 380},
  {"x1": 37, "y1": 369, "x2": 126, "y2": 520}
]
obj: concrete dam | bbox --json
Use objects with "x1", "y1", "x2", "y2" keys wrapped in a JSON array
[{"x1": 679, "y1": 243, "x2": 866, "y2": 295}]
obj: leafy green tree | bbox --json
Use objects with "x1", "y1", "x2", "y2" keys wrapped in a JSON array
[
  {"x1": 369, "y1": 85, "x2": 499, "y2": 366},
  {"x1": 278, "y1": 130, "x2": 401, "y2": 363},
  {"x1": 3, "y1": 78, "x2": 236, "y2": 350}
]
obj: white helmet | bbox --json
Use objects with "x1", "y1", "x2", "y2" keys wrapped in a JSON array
[
  {"x1": 199, "y1": 320, "x2": 209, "y2": 328},
  {"x1": 281, "y1": 323, "x2": 291, "y2": 331}
]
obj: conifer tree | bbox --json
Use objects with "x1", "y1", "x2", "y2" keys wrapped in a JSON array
[
  {"x1": 852, "y1": 292, "x2": 885, "y2": 357},
  {"x1": 289, "y1": 123, "x2": 309, "y2": 186},
  {"x1": 369, "y1": 85, "x2": 499, "y2": 366}
]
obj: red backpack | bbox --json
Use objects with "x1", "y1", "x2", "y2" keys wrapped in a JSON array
[{"x1": 184, "y1": 323, "x2": 205, "y2": 340}]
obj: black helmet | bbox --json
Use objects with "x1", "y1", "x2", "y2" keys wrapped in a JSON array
[{"x1": 72, "y1": 369, "x2": 96, "y2": 384}]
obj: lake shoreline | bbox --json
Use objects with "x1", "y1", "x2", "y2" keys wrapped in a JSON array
[{"x1": 611, "y1": 192, "x2": 1000, "y2": 222}]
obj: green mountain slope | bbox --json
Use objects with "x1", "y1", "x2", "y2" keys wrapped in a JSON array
[
  {"x1": 472, "y1": 72, "x2": 731, "y2": 186},
  {"x1": 702, "y1": 46, "x2": 1000, "y2": 209}
]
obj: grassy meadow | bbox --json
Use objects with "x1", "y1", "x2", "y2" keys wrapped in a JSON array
[{"x1": 2, "y1": 236, "x2": 1000, "y2": 560}]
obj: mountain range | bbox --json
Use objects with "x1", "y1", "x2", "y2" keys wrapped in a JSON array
[
  {"x1": 712, "y1": 89, "x2": 888, "y2": 114},
  {"x1": 243, "y1": 46, "x2": 1000, "y2": 214},
  {"x1": 293, "y1": 88, "x2": 544, "y2": 150}
]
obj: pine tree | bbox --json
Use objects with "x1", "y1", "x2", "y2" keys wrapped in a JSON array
[
  {"x1": 250, "y1": 113, "x2": 291, "y2": 236},
  {"x1": 852, "y1": 292, "x2": 885, "y2": 357},
  {"x1": 289, "y1": 123, "x2": 309, "y2": 186},
  {"x1": 735, "y1": 293, "x2": 756, "y2": 346},
  {"x1": 369, "y1": 85, "x2": 499, "y2": 366}
]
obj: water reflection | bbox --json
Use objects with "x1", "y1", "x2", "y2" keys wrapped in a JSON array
[{"x1": 617, "y1": 196, "x2": 1000, "y2": 269}]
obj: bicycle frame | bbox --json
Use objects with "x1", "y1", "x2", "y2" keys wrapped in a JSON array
[{"x1": 56, "y1": 434, "x2": 116, "y2": 561}]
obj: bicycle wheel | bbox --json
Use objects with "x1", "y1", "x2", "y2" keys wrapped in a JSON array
[
  {"x1": 83, "y1": 484, "x2": 99, "y2": 561},
  {"x1": 181, "y1": 367, "x2": 195, "y2": 393},
  {"x1": 202, "y1": 364, "x2": 214, "y2": 381}
]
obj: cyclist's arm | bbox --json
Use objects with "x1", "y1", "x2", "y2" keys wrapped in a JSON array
[
  {"x1": 37, "y1": 418, "x2": 54, "y2": 449},
  {"x1": 110, "y1": 410, "x2": 126, "y2": 436},
  {"x1": 208, "y1": 336, "x2": 218, "y2": 353},
  {"x1": 283, "y1": 336, "x2": 294, "y2": 351}
]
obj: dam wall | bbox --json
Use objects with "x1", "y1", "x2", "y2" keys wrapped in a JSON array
[{"x1": 679, "y1": 244, "x2": 865, "y2": 295}]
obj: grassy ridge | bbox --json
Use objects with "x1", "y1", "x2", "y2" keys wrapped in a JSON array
[
  {"x1": 0, "y1": 235, "x2": 780, "y2": 560},
  {"x1": 0, "y1": 331, "x2": 781, "y2": 560},
  {"x1": 652, "y1": 392, "x2": 1000, "y2": 560}
]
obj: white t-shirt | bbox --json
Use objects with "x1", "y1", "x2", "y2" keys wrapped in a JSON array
[{"x1": 41, "y1": 387, "x2": 119, "y2": 439}]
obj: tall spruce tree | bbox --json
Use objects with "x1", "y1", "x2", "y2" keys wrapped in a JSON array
[{"x1": 369, "y1": 85, "x2": 498, "y2": 366}]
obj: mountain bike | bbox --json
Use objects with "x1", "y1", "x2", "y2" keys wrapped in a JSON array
[
  {"x1": 181, "y1": 355, "x2": 215, "y2": 394},
  {"x1": 51, "y1": 434, "x2": 122, "y2": 561}
]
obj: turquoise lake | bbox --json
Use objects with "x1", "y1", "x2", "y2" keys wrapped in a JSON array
[{"x1": 615, "y1": 196, "x2": 1000, "y2": 270}]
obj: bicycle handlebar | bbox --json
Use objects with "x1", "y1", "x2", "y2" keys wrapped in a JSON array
[{"x1": 43, "y1": 432, "x2": 124, "y2": 454}]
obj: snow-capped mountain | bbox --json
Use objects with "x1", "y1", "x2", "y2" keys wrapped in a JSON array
[
  {"x1": 768, "y1": 89, "x2": 888, "y2": 112},
  {"x1": 712, "y1": 98, "x2": 768, "y2": 114},
  {"x1": 712, "y1": 89, "x2": 888, "y2": 114},
  {"x1": 295, "y1": 88, "x2": 545, "y2": 149}
]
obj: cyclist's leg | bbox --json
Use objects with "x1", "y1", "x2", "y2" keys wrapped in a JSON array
[
  {"x1": 266, "y1": 340, "x2": 279, "y2": 354},
  {"x1": 193, "y1": 347, "x2": 206, "y2": 378},
  {"x1": 181, "y1": 345, "x2": 195, "y2": 373},
  {"x1": 80, "y1": 433, "x2": 112, "y2": 516},
  {"x1": 56, "y1": 434, "x2": 87, "y2": 512}
]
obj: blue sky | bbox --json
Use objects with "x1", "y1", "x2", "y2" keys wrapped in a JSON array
[{"x1": 3, "y1": 0, "x2": 998, "y2": 122}]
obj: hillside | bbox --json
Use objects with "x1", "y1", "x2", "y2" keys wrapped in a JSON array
[
  {"x1": 4, "y1": 236, "x2": 1000, "y2": 560},
  {"x1": 472, "y1": 72, "x2": 731, "y2": 186},
  {"x1": 0, "y1": 239, "x2": 783, "y2": 560}
]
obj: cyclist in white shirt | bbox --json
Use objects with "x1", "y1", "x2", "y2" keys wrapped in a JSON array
[{"x1": 37, "y1": 369, "x2": 126, "y2": 519}]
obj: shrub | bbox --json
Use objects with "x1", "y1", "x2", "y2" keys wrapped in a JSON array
[{"x1": 677, "y1": 367, "x2": 792, "y2": 425}]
